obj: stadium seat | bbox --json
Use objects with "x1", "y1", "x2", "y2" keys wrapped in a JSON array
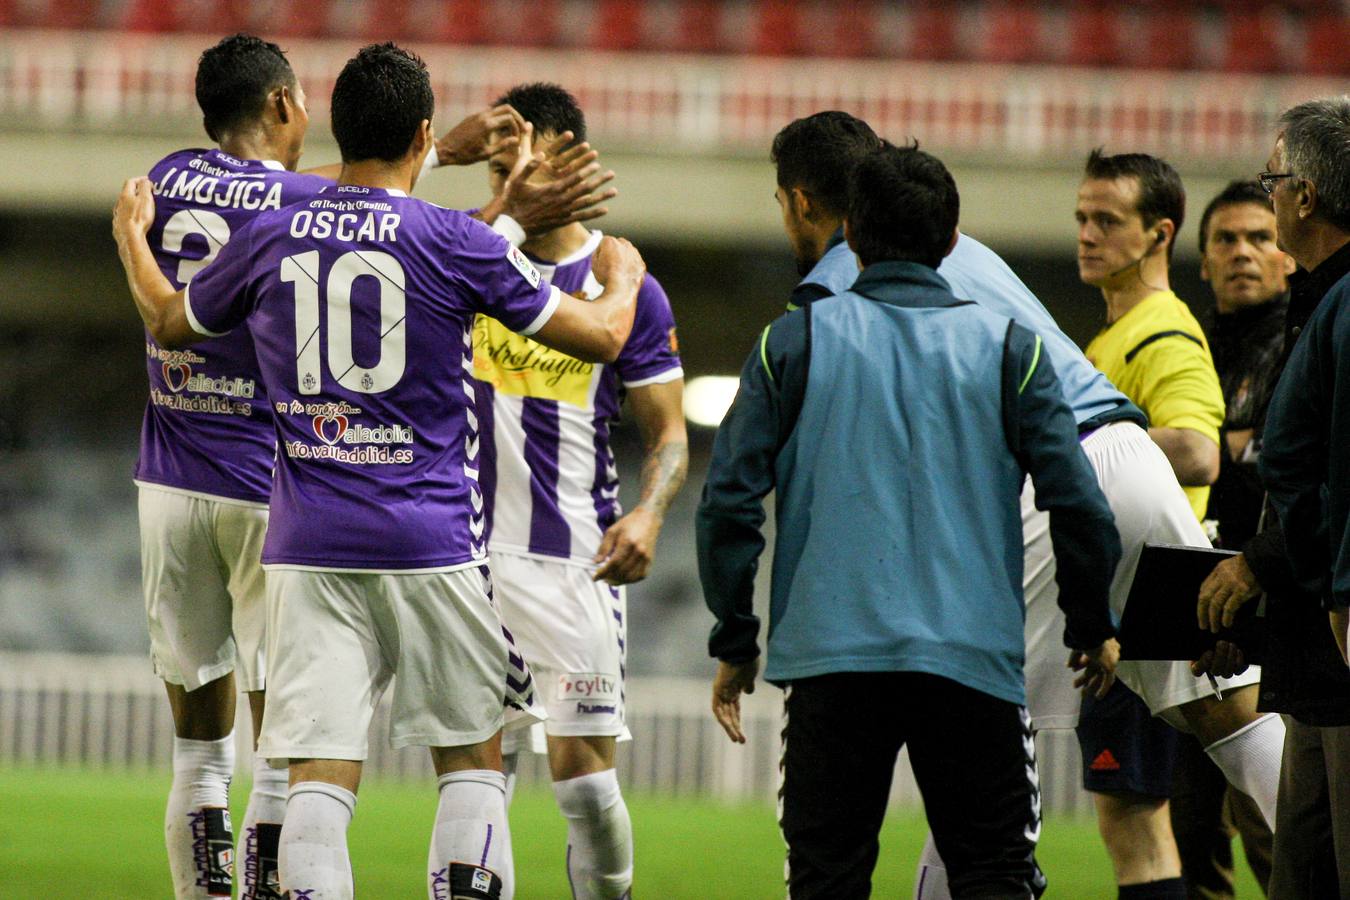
[
  {"x1": 1063, "y1": 4, "x2": 1125, "y2": 68},
  {"x1": 37, "y1": 0, "x2": 101, "y2": 29},
  {"x1": 1220, "y1": 10, "x2": 1285, "y2": 73},
  {"x1": 980, "y1": 0, "x2": 1043, "y2": 65},
  {"x1": 203, "y1": 0, "x2": 253, "y2": 35},
  {"x1": 1301, "y1": 12, "x2": 1347, "y2": 75},
  {"x1": 813, "y1": 0, "x2": 882, "y2": 59},
  {"x1": 591, "y1": 0, "x2": 645, "y2": 51},
  {"x1": 266, "y1": 0, "x2": 334, "y2": 39},
  {"x1": 905, "y1": 1, "x2": 960, "y2": 62},
  {"x1": 427, "y1": 0, "x2": 490, "y2": 45},
  {"x1": 672, "y1": 0, "x2": 725, "y2": 54},
  {"x1": 358, "y1": 0, "x2": 414, "y2": 41},
  {"x1": 751, "y1": 0, "x2": 807, "y2": 56},
  {"x1": 1137, "y1": 8, "x2": 1199, "y2": 70},
  {"x1": 119, "y1": 0, "x2": 180, "y2": 33}
]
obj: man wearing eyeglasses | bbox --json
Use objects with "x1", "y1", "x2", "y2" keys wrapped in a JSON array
[{"x1": 1198, "y1": 96, "x2": 1350, "y2": 899}]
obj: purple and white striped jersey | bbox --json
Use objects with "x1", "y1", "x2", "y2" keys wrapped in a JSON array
[
  {"x1": 136, "y1": 148, "x2": 330, "y2": 504},
  {"x1": 183, "y1": 185, "x2": 560, "y2": 571},
  {"x1": 473, "y1": 230, "x2": 683, "y2": 564}
]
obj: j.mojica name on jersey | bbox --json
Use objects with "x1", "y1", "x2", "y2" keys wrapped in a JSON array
[{"x1": 152, "y1": 166, "x2": 286, "y2": 211}]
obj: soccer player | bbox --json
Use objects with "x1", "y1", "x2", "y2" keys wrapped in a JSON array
[
  {"x1": 131, "y1": 34, "x2": 619, "y2": 900},
  {"x1": 113, "y1": 41, "x2": 647, "y2": 900},
  {"x1": 475, "y1": 82, "x2": 687, "y2": 900},
  {"x1": 751, "y1": 112, "x2": 1282, "y2": 900}
]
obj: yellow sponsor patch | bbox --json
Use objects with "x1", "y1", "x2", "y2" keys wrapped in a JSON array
[{"x1": 473, "y1": 314, "x2": 596, "y2": 408}]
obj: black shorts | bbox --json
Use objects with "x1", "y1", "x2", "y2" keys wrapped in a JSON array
[
  {"x1": 779, "y1": 671, "x2": 1046, "y2": 899},
  {"x1": 1076, "y1": 680, "x2": 1180, "y2": 798}
]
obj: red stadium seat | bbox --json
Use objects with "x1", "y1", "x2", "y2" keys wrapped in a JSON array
[
  {"x1": 820, "y1": 1, "x2": 881, "y2": 59},
  {"x1": 358, "y1": 0, "x2": 414, "y2": 41},
  {"x1": 1301, "y1": 12, "x2": 1348, "y2": 76},
  {"x1": 268, "y1": 0, "x2": 333, "y2": 39},
  {"x1": 1064, "y1": 5, "x2": 1125, "y2": 68},
  {"x1": 1221, "y1": 11, "x2": 1284, "y2": 73},
  {"x1": 508, "y1": 0, "x2": 561, "y2": 48},
  {"x1": 119, "y1": 0, "x2": 180, "y2": 33},
  {"x1": 38, "y1": 0, "x2": 101, "y2": 29},
  {"x1": 1137, "y1": 8, "x2": 1199, "y2": 70},
  {"x1": 204, "y1": 0, "x2": 253, "y2": 35},
  {"x1": 673, "y1": 0, "x2": 725, "y2": 54},
  {"x1": 906, "y1": 2, "x2": 960, "y2": 62},
  {"x1": 591, "y1": 0, "x2": 645, "y2": 51},
  {"x1": 426, "y1": 0, "x2": 489, "y2": 45},
  {"x1": 980, "y1": 0, "x2": 1043, "y2": 65},
  {"x1": 752, "y1": 0, "x2": 806, "y2": 57}
]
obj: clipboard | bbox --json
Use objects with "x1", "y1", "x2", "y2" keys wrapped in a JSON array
[{"x1": 1117, "y1": 543, "x2": 1264, "y2": 663}]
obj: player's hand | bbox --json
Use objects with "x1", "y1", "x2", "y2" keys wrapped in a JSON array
[
  {"x1": 112, "y1": 177, "x2": 155, "y2": 247},
  {"x1": 1331, "y1": 607, "x2": 1350, "y2": 667},
  {"x1": 1197, "y1": 554, "x2": 1262, "y2": 633},
  {"x1": 1069, "y1": 637, "x2": 1119, "y2": 699},
  {"x1": 435, "y1": 104, "x2": 527, "y2": 166},
  {"x1": 1191, "y1": 640, "x2": 1248, "y2": 679},
  {"x1": 592, "y1": 507, "x2": 661, "y2": 585},
  {"x1": 496, "y1": 124, "x2": 617, "y2": 235},
  {"x1": 591, "y1": 236, "x2": 646, "y2": 291},
  {"x1": 711, "y1": 658, "x2": 759, "y2": 744}
]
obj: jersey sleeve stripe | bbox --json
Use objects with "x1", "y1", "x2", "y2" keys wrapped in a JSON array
[
  {"x1": 519, "y1": 284, "x2": 562, "y2": 337},
  {"x1": 1018, "y1": 334, "x2": 1042, "y2": 395},
  {"x1": 622, "y1": 366, "x2": 684, "y2": 389},
  {"x1": 182, "y1": 284, "x2": 228, "y2": 338},
  {"x1": 759, "y1": 324, "x2": 776, "y2": 385}
]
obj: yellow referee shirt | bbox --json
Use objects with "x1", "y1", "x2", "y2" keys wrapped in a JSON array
[{"x1": 1085, "y1": 290, "x2": 1224, "y2": 522}]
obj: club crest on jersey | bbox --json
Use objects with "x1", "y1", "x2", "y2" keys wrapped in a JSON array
[
  {"x1": 163, "y1": 362, "x2": 191, "y2": 392},
  {"x1": 313, "y1": 414, "x2": 349, "y2": 445},
  {"x1": 506, "y1": 244, "x2": 542, "y2": 289}
]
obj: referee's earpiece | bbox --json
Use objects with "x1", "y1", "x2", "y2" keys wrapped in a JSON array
[{"x1": 1154, "y1": 230, "x2": 1165, "y2": 248}]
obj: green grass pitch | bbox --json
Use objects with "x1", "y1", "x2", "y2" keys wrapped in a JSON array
[{"x1": 0, "y1": 764, "x2": 1263, "y2": 897}]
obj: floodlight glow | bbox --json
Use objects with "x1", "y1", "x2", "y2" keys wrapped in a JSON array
[{"x1": 683, "y1": 376, "x2": 740, "y2": 428}]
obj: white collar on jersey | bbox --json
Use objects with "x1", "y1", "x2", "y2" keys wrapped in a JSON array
[
  {"x1": 260, "y1": 160, "x2": 285, "y2": 170},
  {"x1": 535, "y1": 229, "x2": 603, "y2": 269}
]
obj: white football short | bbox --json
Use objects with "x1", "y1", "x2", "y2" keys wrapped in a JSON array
[
  {"x1": 258, "y1": 565, "x2": 543, "y2": 761},
  {"x1": 138, "y1": 483, "x2": 269, "y2": 692},
  {"x1": 1023, "y1": 421, "x2": 1261, "y2": 730},
  {"x1": 490, "y1": 552, "x2": 629, "y2": 755}
]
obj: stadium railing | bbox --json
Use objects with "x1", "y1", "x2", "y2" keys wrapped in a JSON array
[
  {"x1": 0, "y1": 651, "x2": 1095, "y2": 814},
  {"x1": 0, "y1": 30, "x2": 1344, "y2": 166}
]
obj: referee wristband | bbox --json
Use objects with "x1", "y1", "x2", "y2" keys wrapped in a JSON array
[
  {"x1": 419, "y1": 147, "x2": 443, "y2": 177},
  {"x1": 490, "y1": 214, "x2": 526, "y2": 248}
]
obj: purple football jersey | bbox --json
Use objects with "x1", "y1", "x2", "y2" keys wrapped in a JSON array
[
  {"x1": 137, "y1": 148, "x2": 330, "y2": 503},
  {"x1": 184, "y1": 185, "x2": 559, "y2": 570}
]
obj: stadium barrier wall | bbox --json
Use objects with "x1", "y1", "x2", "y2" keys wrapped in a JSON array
[
  {"x1": 0, "y1": 29, "x2": 1344, "y2": 164},
  {"x1": 0, "y1": 652, "x2": 1095, "y2": 814}
]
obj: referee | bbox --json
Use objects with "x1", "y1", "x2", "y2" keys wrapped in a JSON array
[{"x1": 697, "y1": 143, "x2": 1122, "y2": 898}]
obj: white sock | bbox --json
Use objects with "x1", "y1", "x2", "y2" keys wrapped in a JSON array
[
  {"x1": 165, "y1": 734, "x2": 236, "y2": 899},
  {"x1": 241, "y1": 756, "x2": 288, "y2": 899},
  {"x1": 430, "y1": 769, "x2": 513, "y2": 900},
  {"x1": 914, "y1": 832, "x2": 951, "y2": 899},
  {"x1": 502, "y1": 752, "x2": 519, "y2": 809},
  {"x1": 1204, "y1": 712, "x2": 1285, "y2": 828},
  {"x1": 553, "y1": 770, "x2": 634, "y2": 900},
  {"x1": 280, "y1": 781, "x2": 356, "y2": 900}
]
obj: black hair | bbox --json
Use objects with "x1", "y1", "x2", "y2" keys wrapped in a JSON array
[
  {"x1": 330, "y1": 42, "x2": 435, "y2": 164},
  {"x1": 495, "y1": 82, "x2": 586, "y2": 147},
  {"x1": 195, "y1": 33, "x2": 295, "y2": 142},
  {"x1": 1198, "y1": 180, "x2": 1272, "y2": 253},
  {"x1": 772, "y1": 111, "x2": 884, "y2": 217},
  {"x1": 846, "y1": 142, "x2": 959, "y2": 269},
  {"x1": 1083, "y1": 148, "x2": 1186, "y2": 261}
]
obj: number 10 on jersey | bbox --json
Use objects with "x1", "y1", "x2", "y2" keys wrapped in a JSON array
[{"x1": 281, "y1": 251, "x2": 408, "y2": 395}]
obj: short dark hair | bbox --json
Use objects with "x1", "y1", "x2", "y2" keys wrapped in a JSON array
[
  {"x1": 772, "y1": 111, "x2": 884, "y2": 217},
  {"x1": 330, "y1": 42, "x2": 435, "y2": 164},
  {"x1": 195, "y1": 34, "x2": 295, "y2": 142},
  {"x1": 1280, "y1": 97, "x2": 1350, "y2": 233},
  {"x1": 1198, "y1": 180, "x2": 1271, "y2": 253},
  {"x1": 494, "y1": 82, "x2": 585, "y2": 147},
  {"x1": 846, "y1": 142, "x2": 959, "y2": 269},
  {"x1": 1083, "y1": 148, "x2": 1186, "y2": 261}
]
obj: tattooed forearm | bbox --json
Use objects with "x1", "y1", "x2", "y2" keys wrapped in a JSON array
[{"x1": 634, "y1": 439, "x2": 688, "y2": 518}]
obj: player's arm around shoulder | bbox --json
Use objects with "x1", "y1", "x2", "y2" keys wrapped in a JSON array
[
  {"x1": 112, "y1": 177, "x2": 196, "y2": 348},
  {"x1": 532, "y1": 236, "x2": 645, "y2": 363}
]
